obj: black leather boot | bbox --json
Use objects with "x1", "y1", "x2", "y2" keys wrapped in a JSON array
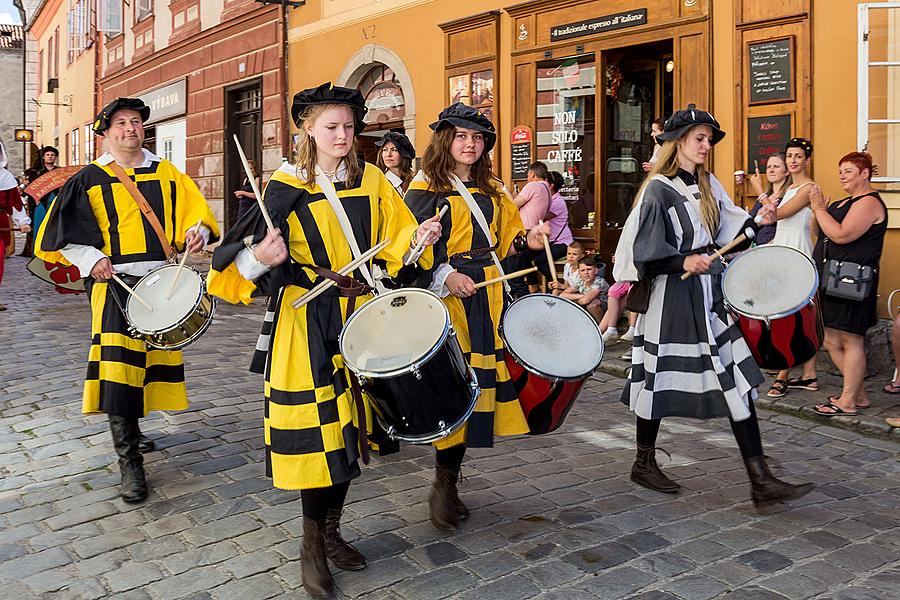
[
  {"x1": 631, "y1": 444, "x2": 680, "y2": 493},
  {"x1": 136, "y1": 423, "x2": 155, "y2": 454},
  {"x1": 323, "y1": 508, "x2": 366, "y2": 570},
  {"x1": 302, "y1": 517, "x2": 335, "y2": 598},
  {"x1": 744, "y1": 455, "x2": 815, "y2": 506},
  {"x1": 108, "y1": 415, "x2": 148, "y2": 503},
  {"x1": 429, "y1": 465, "x2": 462, "y2": 531}
]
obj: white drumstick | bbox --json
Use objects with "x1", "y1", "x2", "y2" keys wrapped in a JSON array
[
  {"x1": 112, "y1": 274, "x2": 153, "y2": 311},
  {"x1": 167, "y1": 219, "x2": 202, "y2": 299},
  {"x1": 405, "y1": 205, "x2": 449, "y2": 266},
  {"x1": 292, "y1": 239, "x2": 391, "y2": 309},
  {"x1": 233, "y1": 134, "x2": 276, "y2": 232}
]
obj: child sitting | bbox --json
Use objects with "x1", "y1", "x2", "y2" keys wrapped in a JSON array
[
  {"x1": 561, "y1": 256, "x2": 609, "y2": 323},
  {"x1": 550, "y1": 241, "x2": 585, "y2": 296}
]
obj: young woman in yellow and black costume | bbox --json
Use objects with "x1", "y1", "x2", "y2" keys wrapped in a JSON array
[
  {"x1": 405, "y1": 103, "x2": 549, "y2": 532},
  {"x1": 206, "y1": 82, "x2": 440, "y2": 598}
]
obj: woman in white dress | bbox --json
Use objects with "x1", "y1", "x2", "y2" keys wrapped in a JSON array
[{"x1": 766, "y1": 138, "x2": 819, "y2": 398}]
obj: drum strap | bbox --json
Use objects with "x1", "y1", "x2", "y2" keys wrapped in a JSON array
[
  {"x1": 108, "y1": 161, "x2": 176, "y2": 260},
  {"x1": 315, "y1": 170, "x2": 376, "y2": 289},
  {"x1": 345, "y1": 293, "x2": 370, "y2": 466},
  {"x1": 308, "y1": 265, "x2": 373, "y2": 298},
  {"x1": 450, "y1": 175, "x2": 509, "y2": 292}
]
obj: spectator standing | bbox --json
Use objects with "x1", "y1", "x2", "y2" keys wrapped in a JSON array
[
  {"x1": 534, "y1": 170, "x2": 573, "y2": 283},
  {"x1": 376, "y1": 132, "x2": 416, "y2": 196},
  {"x1": 641, "y1": 118, "x2": 665, "y2": 172},
  {"x1": 20, "y1": 146, "x2": 58, "y2": 256},
  {"x1": 1, "y1": 141, "x2": 32, "y2": 310},
  {"x1": 234, "y1": 159, "x2": 262, "y2": 221},
  {"x1": 766, "y1": 139, "x2": 819, "y2": 398},
  {"x1": 811, "y1": 152, "x2": 887, "y2": 416},
  {"x1": 884, "y1": 311, "x2": 900, "y2": 395},
  {"x1": 747, "y1": 152, "x2": 790, "y2": 245}
]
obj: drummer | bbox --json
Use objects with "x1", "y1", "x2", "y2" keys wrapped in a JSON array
[
  {"x1": 35, "y1": 98, "x2": 220, "y2": 504},
  {"x1": 616, "y1": 106, "x2": 814, "y2": 507},
  {"x1": 206, "y1": 82, "x2": 440, "y2": 598},
  {"x1": 405, "y1": 103, "x2": 548, "y2": 532},
  {"x1": 376, "y1": 131, "x2": 416, "y2": 195}
]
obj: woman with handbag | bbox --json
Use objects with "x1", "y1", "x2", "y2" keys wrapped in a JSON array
[
  {"x1": 617, "y1": 106, "x2": 814, "y2": 508},
  {"x1": 810, "y1": 152, "x2": 886, "y2": 417}
]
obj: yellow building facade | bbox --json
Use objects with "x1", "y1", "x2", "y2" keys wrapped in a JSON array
[
  {"x1": 28, "y1": 0, "x2": 98, "y2": 167},
  {"x1": 296, "y1": 1, "x2": 897, "y2": 315}
]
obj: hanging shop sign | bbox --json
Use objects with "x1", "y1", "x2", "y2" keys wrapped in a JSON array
[{"x1": 550, "y1": 9, "x2": 647, "y2": 42}]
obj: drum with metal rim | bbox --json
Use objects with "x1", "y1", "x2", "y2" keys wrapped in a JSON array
[
  {"x1": 340, "y1": 288, "x2": 479, "y2": 444},
  {"x1": 125, "y1": 263, "x2": 216, "y2": 350},
  {"x1": 501, "y1": 293, "x2": 604, "y2": 435}
]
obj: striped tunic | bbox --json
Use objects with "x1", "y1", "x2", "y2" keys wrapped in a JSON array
[
  {"x1": 35, "y1": 157, "x2": 219, "y2": 419},
  {"x1": 207, "y1": 161, "x2": 428, "y2": 490},
  {"x1": 405, "y1": 174, "x2": 529, "y2": 449},
  {"x1": 622, "y1": 171, "x2": 764, "y2": 421}
]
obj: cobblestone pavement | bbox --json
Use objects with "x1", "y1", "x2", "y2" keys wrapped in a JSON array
[{"x1": 1, "y1": 252, "x2": 899, "y2": 600}]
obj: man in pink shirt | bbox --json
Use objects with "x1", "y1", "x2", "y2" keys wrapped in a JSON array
[{"x1": 503, "y1": 161, "x2": 553, "y2": 297}]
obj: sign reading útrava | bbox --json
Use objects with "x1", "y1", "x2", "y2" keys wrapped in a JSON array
[{"x1": 550, "y1": 9, "x2": 647, "y2": 42}]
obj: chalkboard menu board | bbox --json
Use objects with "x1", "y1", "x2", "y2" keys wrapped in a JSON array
[
  {"x1": 747, "y1": 114, "x2": 792, "y2": 173},
  {"x1": 749, "y1": 37, "x2": 794, "y2": 104},
  {"x1": 510, "y1": 125, "x2": 533, "y2": 180}
]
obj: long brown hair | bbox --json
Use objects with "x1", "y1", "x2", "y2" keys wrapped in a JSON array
[
  {"x1": 295, "y1": 104, "x2": 363, "y2": 186},
  {"x1": 376, "y1": 149, "x2": 414, "y2": 188},
  {"x1": 763, "y1": 153, "x2": 791, "y2": 200},
  {"x1": 421, "y1": 127, "x2": 498, "y2": 195},
  {"x1": 634, "y1": 132, "x2": 720, "y2": 236}
]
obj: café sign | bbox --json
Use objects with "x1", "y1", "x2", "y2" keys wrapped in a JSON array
[
  {"x1": 550, "y1": 9, "x2": 647, "y2": 42},
  {"x1": 140, "y1": 79, "x2": 187, "y2": 125}
]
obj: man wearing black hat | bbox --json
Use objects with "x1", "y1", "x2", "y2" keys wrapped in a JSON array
[
  {"x1": 19, "y1": 146, "x2": 59, "y2": 256},
  {"x1": 36, "y1": 97, "x2": 220, "y2": 504}
]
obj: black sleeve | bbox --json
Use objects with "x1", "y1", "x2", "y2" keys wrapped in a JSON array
[
  {"x1": 39, "y1": 172, "x2": 104, "y2": 252},
  {"x1": 403, "y1": 187, "x2": 449, "y2": 289}
]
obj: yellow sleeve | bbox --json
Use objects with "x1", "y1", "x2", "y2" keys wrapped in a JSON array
[
  {"x1": 496, "y1": 191, "x2": 526, "y2": 260},
  {"x1": 173, "y1": 166, "x2": 221, "y2": 250},
  {"x1": 206, "y1": 263, "x2": 258, "y2": 305},
  {"x1": 377, "y1": 170, "x2": 434, "y2": 274}
]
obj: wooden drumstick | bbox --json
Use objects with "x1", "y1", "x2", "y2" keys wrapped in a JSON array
[
  {"x1": 167, "y1": 219, "x2": 202, "y2": 299},
  {"x1": 538, "y1": 219, "x2": 557, "y2": 284},
  {"x1": 405, "y1": 205, "x2": 449, "y2": 266},
  {"x1": 233, "y1": 134, "x2": 276, "y2": 232},
  {"x1": 473, "y1": 266, "x2": 538, "y2": 290},
  {"x1": 112, "y1": 274, "x2": 153, "y2": 311},
  {"x1": 680, "y1": 228, "x2": 757, "y2": 280},
  {"x1": 292, "y1": 239, "x2": 391, "y2": 309}
]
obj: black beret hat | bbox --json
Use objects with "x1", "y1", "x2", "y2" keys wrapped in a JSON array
[
  {"x1": 291, "y1": 82, "x2": 367, "y2": 132},
  {"x1": 656, "y1": 104, "x2": 725, "y2": 146},
  {"x1": 93, "y1": 98, "x2": 151, "y2": 136},
  {"x1": 38, "y1": 146, "x2": 59, "y2": 156},
  {"x1": 375, "y1": 132, "x2": 416, "y2": 160},
  {"x1": 430, "y1": 102, "x2": 497, "y2": 152}
]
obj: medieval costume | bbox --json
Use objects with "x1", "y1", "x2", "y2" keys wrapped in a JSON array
[{"x1": 1, "y1": 141, "x2": 30, "y2": 308}]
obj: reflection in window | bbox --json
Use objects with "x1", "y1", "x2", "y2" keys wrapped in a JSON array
[{"x1": 536, "y1": 55, "x2": 596, "y2": 230}]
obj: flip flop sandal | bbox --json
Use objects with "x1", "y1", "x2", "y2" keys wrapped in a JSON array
[
  {"x1": 812, "y1": 400, "x2": 858, "y2": 417},
  {"x1": 767, "y1": 379, "x2": 788, "y2": 398},
  {"x1": 787, "y1": 377, "x2": 818, "y2": 390},
  {"x1": 883, "y1": 382, "x2": 900, "y2": 395}
]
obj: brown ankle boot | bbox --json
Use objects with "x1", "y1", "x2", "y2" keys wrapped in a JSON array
[
  {"x1": 429, "y1": 465, "x2": 461, "y2": 531},
  {"x1": 324, "y1": 508, "x2": 366, "y2": 571},
  {"x1": 631, "y1": 444, "x2": 680, "y2": 493},
  {"x1": 744, "y1": 456, "x2": 815, "y2": 506},
  {"x1": 301, "y1": 517, "x2": 334, "y2": 598}
]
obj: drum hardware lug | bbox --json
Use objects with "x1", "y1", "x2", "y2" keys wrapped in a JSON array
[
  {"x1": 411, "y1": 364, "x2": 422, "y2": 380},
  {"x1": 385, "y1": 425, "x2": 396, "y2": 439},
  {"x1": 357, "y1": 375, "x2": 368, "y2": 386},
  {"x1": 438, "y1": 420, "x2": 446, "y2": 431}
]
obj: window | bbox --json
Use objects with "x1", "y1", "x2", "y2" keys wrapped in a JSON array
[
  {"x1": 67, "y1": 0, "x2": 91, "y2": 63},
  {"x1": 37, "y1": 49, "x2": 43, "y2": 93},
  {"x1": 71, "y1": 127, "x2": 80, "y2": 165},
  {"x1": 161, "y1": 138, "x2": 174, "y2": 162},
  {"x1": 859, "y1": 3, "x2": 900, "y2": 190},
  {"x1": 84, "y1": 124, "x2": 95, "y2": 163},
  {"x1": 98, "y1": 0, "x2": 123, "y2": 36},
  {"x1": 136, "y1": 0, "x2": 153, "y2": 22}
]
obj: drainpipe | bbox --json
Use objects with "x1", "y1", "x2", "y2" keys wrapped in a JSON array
[{"x1": 280, "y1": 4, "x2": 289, "y2": 163}]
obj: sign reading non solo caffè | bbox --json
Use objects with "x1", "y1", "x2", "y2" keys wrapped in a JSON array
[{"x1": 550, "y1": 9, "x2": 647, "y2": 42}]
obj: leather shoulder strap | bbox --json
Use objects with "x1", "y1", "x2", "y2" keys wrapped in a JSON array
[{"x1": 107, "y1": 160, "x2": 175, "y2": 259}]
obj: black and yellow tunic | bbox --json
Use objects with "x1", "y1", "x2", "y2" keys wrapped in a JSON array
[
  {"x1": 34, "y1": 154, "x2": 220, "y2": 420},
  {"x1": 207, "y1": 161, "x2": 429, "y2": 490},
  {"x1": 405, "y1": 174, "x2": 529, "y2": 450}
]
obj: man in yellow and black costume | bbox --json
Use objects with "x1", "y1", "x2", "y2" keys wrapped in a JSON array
[{"x1": 35, "y1": 97, "x2": 220, "y2": 503}]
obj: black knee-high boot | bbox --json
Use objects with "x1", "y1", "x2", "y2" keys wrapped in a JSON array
[
  {"x1": 108, "y1": 415, "x2": 148, "y2": 503},
  {"x1": 430, "y1": 445, "x2": 467, "y2": 531}
]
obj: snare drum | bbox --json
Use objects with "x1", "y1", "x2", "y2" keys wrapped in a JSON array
[
  {"x1": 125, "y1": 264, "x2": 216, "y2": 350},
  {"x1": 500, "y1": 294, "x2": 604, "y2": 435},
  {"x1": 340, "y1": 288, "x2": 479, "y2": 444},
  {"x1": 722, "y1": 245, "x2": 823, "y2": 370}
]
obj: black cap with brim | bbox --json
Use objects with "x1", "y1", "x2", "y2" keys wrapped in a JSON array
[
  {"x1": 375, "y1": 132, "x2": 416, "y2": 159},
  {"x1": 93, "y1": 98, "x2": 151, "y2": 136},
  {"x1": 430, "y1": 102, "x2": 496, "y2": 152},
  {"x1": 291, "y1": 82, "x2": 367, "y2": 132},
  {"x1": 656, "y1": 105, "x2": 726, "y2": 146}
]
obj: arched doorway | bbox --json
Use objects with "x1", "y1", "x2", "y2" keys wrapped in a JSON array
[{"x1": 356, "y1": 63, "x2": 407, "y2": 164}]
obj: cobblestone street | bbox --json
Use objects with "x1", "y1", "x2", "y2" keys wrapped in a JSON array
[{"x1": 1, "y1": 252, "x2": 899, "y2": 600}]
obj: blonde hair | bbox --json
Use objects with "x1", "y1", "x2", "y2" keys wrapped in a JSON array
[
  {"x1": 634, "y1": 134, "x2": 720, "y2": 236},
  {"x1": 295, "y1": 104, "x2": 363, "y2": 186}
]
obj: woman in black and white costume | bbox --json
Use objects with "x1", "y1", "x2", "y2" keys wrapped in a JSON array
[{"x1": 616, "y1": 106, "x2": 814, "y2": 507}]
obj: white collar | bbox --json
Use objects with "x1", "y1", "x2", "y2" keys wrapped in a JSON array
[
  {"x1": 385, "y1": 169, "x2": 403, "y2": 188},
  {"x1": 96, "y1": 149, "x2": 161, "y2": 168}
]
